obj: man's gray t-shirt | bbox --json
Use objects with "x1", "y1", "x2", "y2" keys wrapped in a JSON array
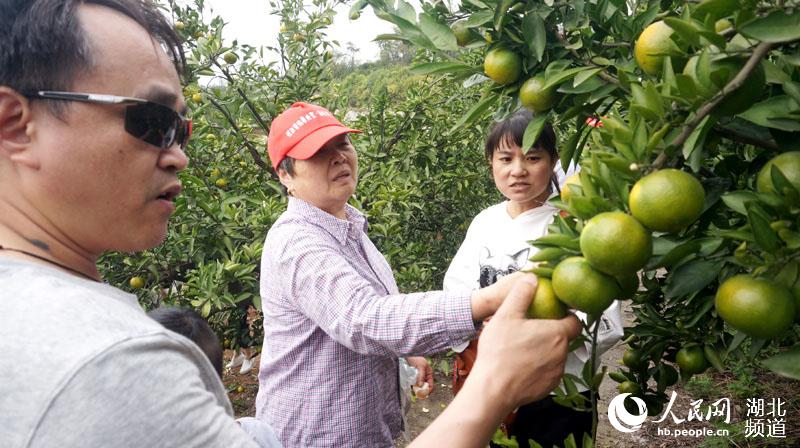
[{"x1": 0, "y1": 257, "x2": 258, "y2": 447}]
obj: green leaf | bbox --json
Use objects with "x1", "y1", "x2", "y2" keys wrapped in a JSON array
[
  {"x1": 449, "y1": 92, "x2": 498, "y2": 133},
  {"x1": 694, "y1": 0, "x2": 739, "y2": 20},
  {"x1": 740, "y1": 10, "x2": 800, "y2": 43},
  {"x1": 663, "y1": 17, "x2": 701, "y2": 47},
  {"x1": 783, "y1": 81, "x2": 800, "y2": 107},
  {"x1": 574, "y1": 68, "x2": 604, "y2": 87},
  {"x1": 704, "y1": 345, "x2": 725, "y2": 372},
  {"x1": 747, "y1": 204, "x2": 780, "y2": 251},
  {"x1": 348, "y1": 0, "x2": 368, "y2": 18},
  {"x1": 395, "y1": 0, "x2": 416, "y2": 23},
  {"x1": 533, "y1": 233, "x2": 581, "y2": 250},
  {"x1": 543, "y1": 66, "x2": 591, "y2": 91},
  {"x1": 464, "y1": 10, "x2": 494, "y2": 27},
  {"x1": 762, "y1": 346, "x2": 800, "y2": 380},
  {"x1": 494, "y1": 0, "x2": 516, "y2": 32},
  {"x1": 665, "y1": 259, "x2": 721, "y2": 299},
  {"x1": 682, "y1": 115, "x2": 712, "y2": 172},
  {"x1": 721, "y1": 191, "x2": 759, "y2": 215},
  {"x1": 522, "y1": 13, "x2": 547, "y2": 62},
  {"x1": 647, "y1": 240, "x2": 701, "y2": 269},
  {"x1": 419, "y1": 13, "x2": 458, "y2": 51},
  {"x1": 738, "y1": 96, "x2": 800, "y2": 132},
  {"x1": 522, "y1": 113, "x2": 549, "y2": 152},
  {"x1": 685, "y1": 296, "x2": 714, "y2": 327}
]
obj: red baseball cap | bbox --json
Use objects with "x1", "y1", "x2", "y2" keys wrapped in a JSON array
[{"x1": 267, "y1": 102, "x2": 361, "y2": 170}]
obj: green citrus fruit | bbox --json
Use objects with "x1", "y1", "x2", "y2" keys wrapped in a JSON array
[
  {"x1": 451, "y1": 20, "x2": 474, "y2": 47},
  {"x1": 526, "y1": 278, "x2": 568, "y2": 319},
  {"x1": 552, "y1": 256, "x2": 620, "y2": 316},
  {"x1": 676, "y1": 346, "x2": 709, "y2": 375},
  {"x1": 175, "y1": 21, "x2": 185, "y2": 31},
  {"x1": 683, "y1": 55, "x2": 766, "y2": 115},
  {"x1": 519, "y1": 76, "x2": 557, "y2": 113},
  {"x1": 616, "y1": 272, "x2": 640, "y2": 300},
  {"x1": 223, "y1": 52, "x2": 238, "y2": 64},
  {"x1": 215, "y1": 178, "x2": 229, "y2": 188},
  {"x1": 236, "y1": 385, "x2": 245, "y2": 393},
  {"x1": 634, "y1": 21, "x2": 681, "y2": 76},
  {"x1": 623, "y1": 348, "x2": 646, "y2": 370},
  {"x1": 715, "y1": 275, "x2": 795, "y2": 339},
  {"x1": 129, "y1": 276, "x2": 145, "y2": 289},
  {"x1": 484, "y1": 48, "x2": 522, "y2": 85},
  {"x1": 756, "y1": 151, "x2": 800, "y2": 194},
  {"x1": 629, "y1": 169, "x2": 705, "y2": 233},
  {"x1": 191, "y1": 93, "x2": 203, "y2": 104},
  {"x1": 560, "y1": 173, "x2": 581, "y2": 204},
  {"x1": 580, "y1": 211, "x2": 652, "y2": 276},
  {"x1": 618, "y1": 380, "x2": 641, "y2": 395}
]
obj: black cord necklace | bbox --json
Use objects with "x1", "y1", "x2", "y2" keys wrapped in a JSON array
[{"x1": 0, "y1": 245, "x2": 99, "y2": 282}]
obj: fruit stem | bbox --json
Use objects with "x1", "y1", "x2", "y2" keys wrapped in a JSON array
[
  {"x1": 205, "y1": 95, "x2": 271, "y2": 174},
  {"x1": 652, "y1": 41, "x2": 774, "y2": 171}
]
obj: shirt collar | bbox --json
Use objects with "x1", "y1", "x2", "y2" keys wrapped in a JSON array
[{"x1": 287, "y1": 197, "x2": 368, "y2": 245}]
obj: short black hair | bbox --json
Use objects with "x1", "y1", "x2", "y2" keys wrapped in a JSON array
[
  {"x1": 484, "y1": 109, "x2": 557, "y2": 162},
  {"x1": 147, "y1": 307, "x2": 223, "y2": 378},
  {"x1": 278, "y1": 156, "x2": 295, "y2": 196},
  {"x1": 0, "y1": 0, "x2": 185, "y2": 114}
]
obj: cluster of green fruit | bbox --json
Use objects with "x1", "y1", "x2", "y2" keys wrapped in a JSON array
[{"x1": 528, "y1": 169, "x2": 706, "y2": 320}]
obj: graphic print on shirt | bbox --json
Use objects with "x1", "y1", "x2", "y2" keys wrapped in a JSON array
[{"x1": 478, "y1": 247, "x2": 530, "y2": 288}]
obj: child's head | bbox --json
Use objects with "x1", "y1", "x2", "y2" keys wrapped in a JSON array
[
  {"x1": 484, "y1": 110, "x2": 559, "y2": 207},
  {"x1": 148, "y1": 307, "x2": 223, "y2": 378}
]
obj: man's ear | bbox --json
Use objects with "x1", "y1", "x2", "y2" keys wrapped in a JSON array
[{"x1": 0, "y1": 87, "x2": 38, "y2": 168}]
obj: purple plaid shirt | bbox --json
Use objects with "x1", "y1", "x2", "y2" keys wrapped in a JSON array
[{"x1": 255, "y1": 198, "x2": 476, "y2": 447}]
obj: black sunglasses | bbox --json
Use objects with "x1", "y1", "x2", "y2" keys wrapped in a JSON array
[{"x1": 24, "y1": 91, "x2": 192, "y2": 150}]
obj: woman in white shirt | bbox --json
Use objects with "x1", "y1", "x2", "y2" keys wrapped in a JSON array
[{"x1": 444, "y1": 110, "x2": 624, "y2": 448}]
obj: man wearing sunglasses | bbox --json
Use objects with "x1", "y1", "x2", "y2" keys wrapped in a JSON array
[
  {"x1": 0, "y1": 1, "x2": 579, "y2": 447},
  {"x1": 0, "y1": 1, "x2": 258, "y2": 447}
]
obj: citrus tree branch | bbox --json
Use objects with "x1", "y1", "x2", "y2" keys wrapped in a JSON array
[
  {"x1": 212, "y1": 60, "x2": 272, "y2": 133},
  {"x1": 713, "y1": 123, "x2": 779, "y2": 151},
  {"x1": 652, "y1": 41, "x2": 774, "y2": 170},
  {"x1": 555, "y1": 32, "x2": 627, "y2": 92},
  {"x1": 206, "y1": 96, "x2": 273, "y2": 175}
]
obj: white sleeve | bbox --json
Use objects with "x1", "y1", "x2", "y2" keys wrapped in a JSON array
[{"x1": 443, "y1": 215, "x2": 483, "y2": 293}]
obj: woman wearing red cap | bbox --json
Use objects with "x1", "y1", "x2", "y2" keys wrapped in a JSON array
[{"x1": 253, "y1": 102, "x2": 578, "y2": 447}]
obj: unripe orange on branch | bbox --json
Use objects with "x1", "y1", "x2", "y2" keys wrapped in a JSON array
[
  {"x1": 552, "y1": 256, "x2": 620, "y2": 316},
  {"x1": 635, "y1": 21, "x2": 683, "y2": 76},
  {"x1": 629, "y1": 169, "x2": 705, "y2": 233},
  {"x1": 526, "y1": 278, "x2": 568, "y2": 319},
  {"x1": 580, "y1": 211, "x2": 652, "y2": 276},
  {"x1": 484, "y1": 48, "x2": 522, "y2": 85},
  {"x1": 715, "y1": 275, "x2": 795, "y2": 339},
  {"x1": 757, "y1": 151, "x2": 800, "y2": 194},
  {"x1": 519, "y1": 76, "x2": 557, "y2": 113}
]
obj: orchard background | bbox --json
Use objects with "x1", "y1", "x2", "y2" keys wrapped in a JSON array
[{"x1": 100, "y1": 0, "x2": 800, "y2": 446}]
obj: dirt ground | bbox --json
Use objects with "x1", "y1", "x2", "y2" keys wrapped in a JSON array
[{"x1": 224, "y1": 302, "x2": 798, "y2": 447}]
